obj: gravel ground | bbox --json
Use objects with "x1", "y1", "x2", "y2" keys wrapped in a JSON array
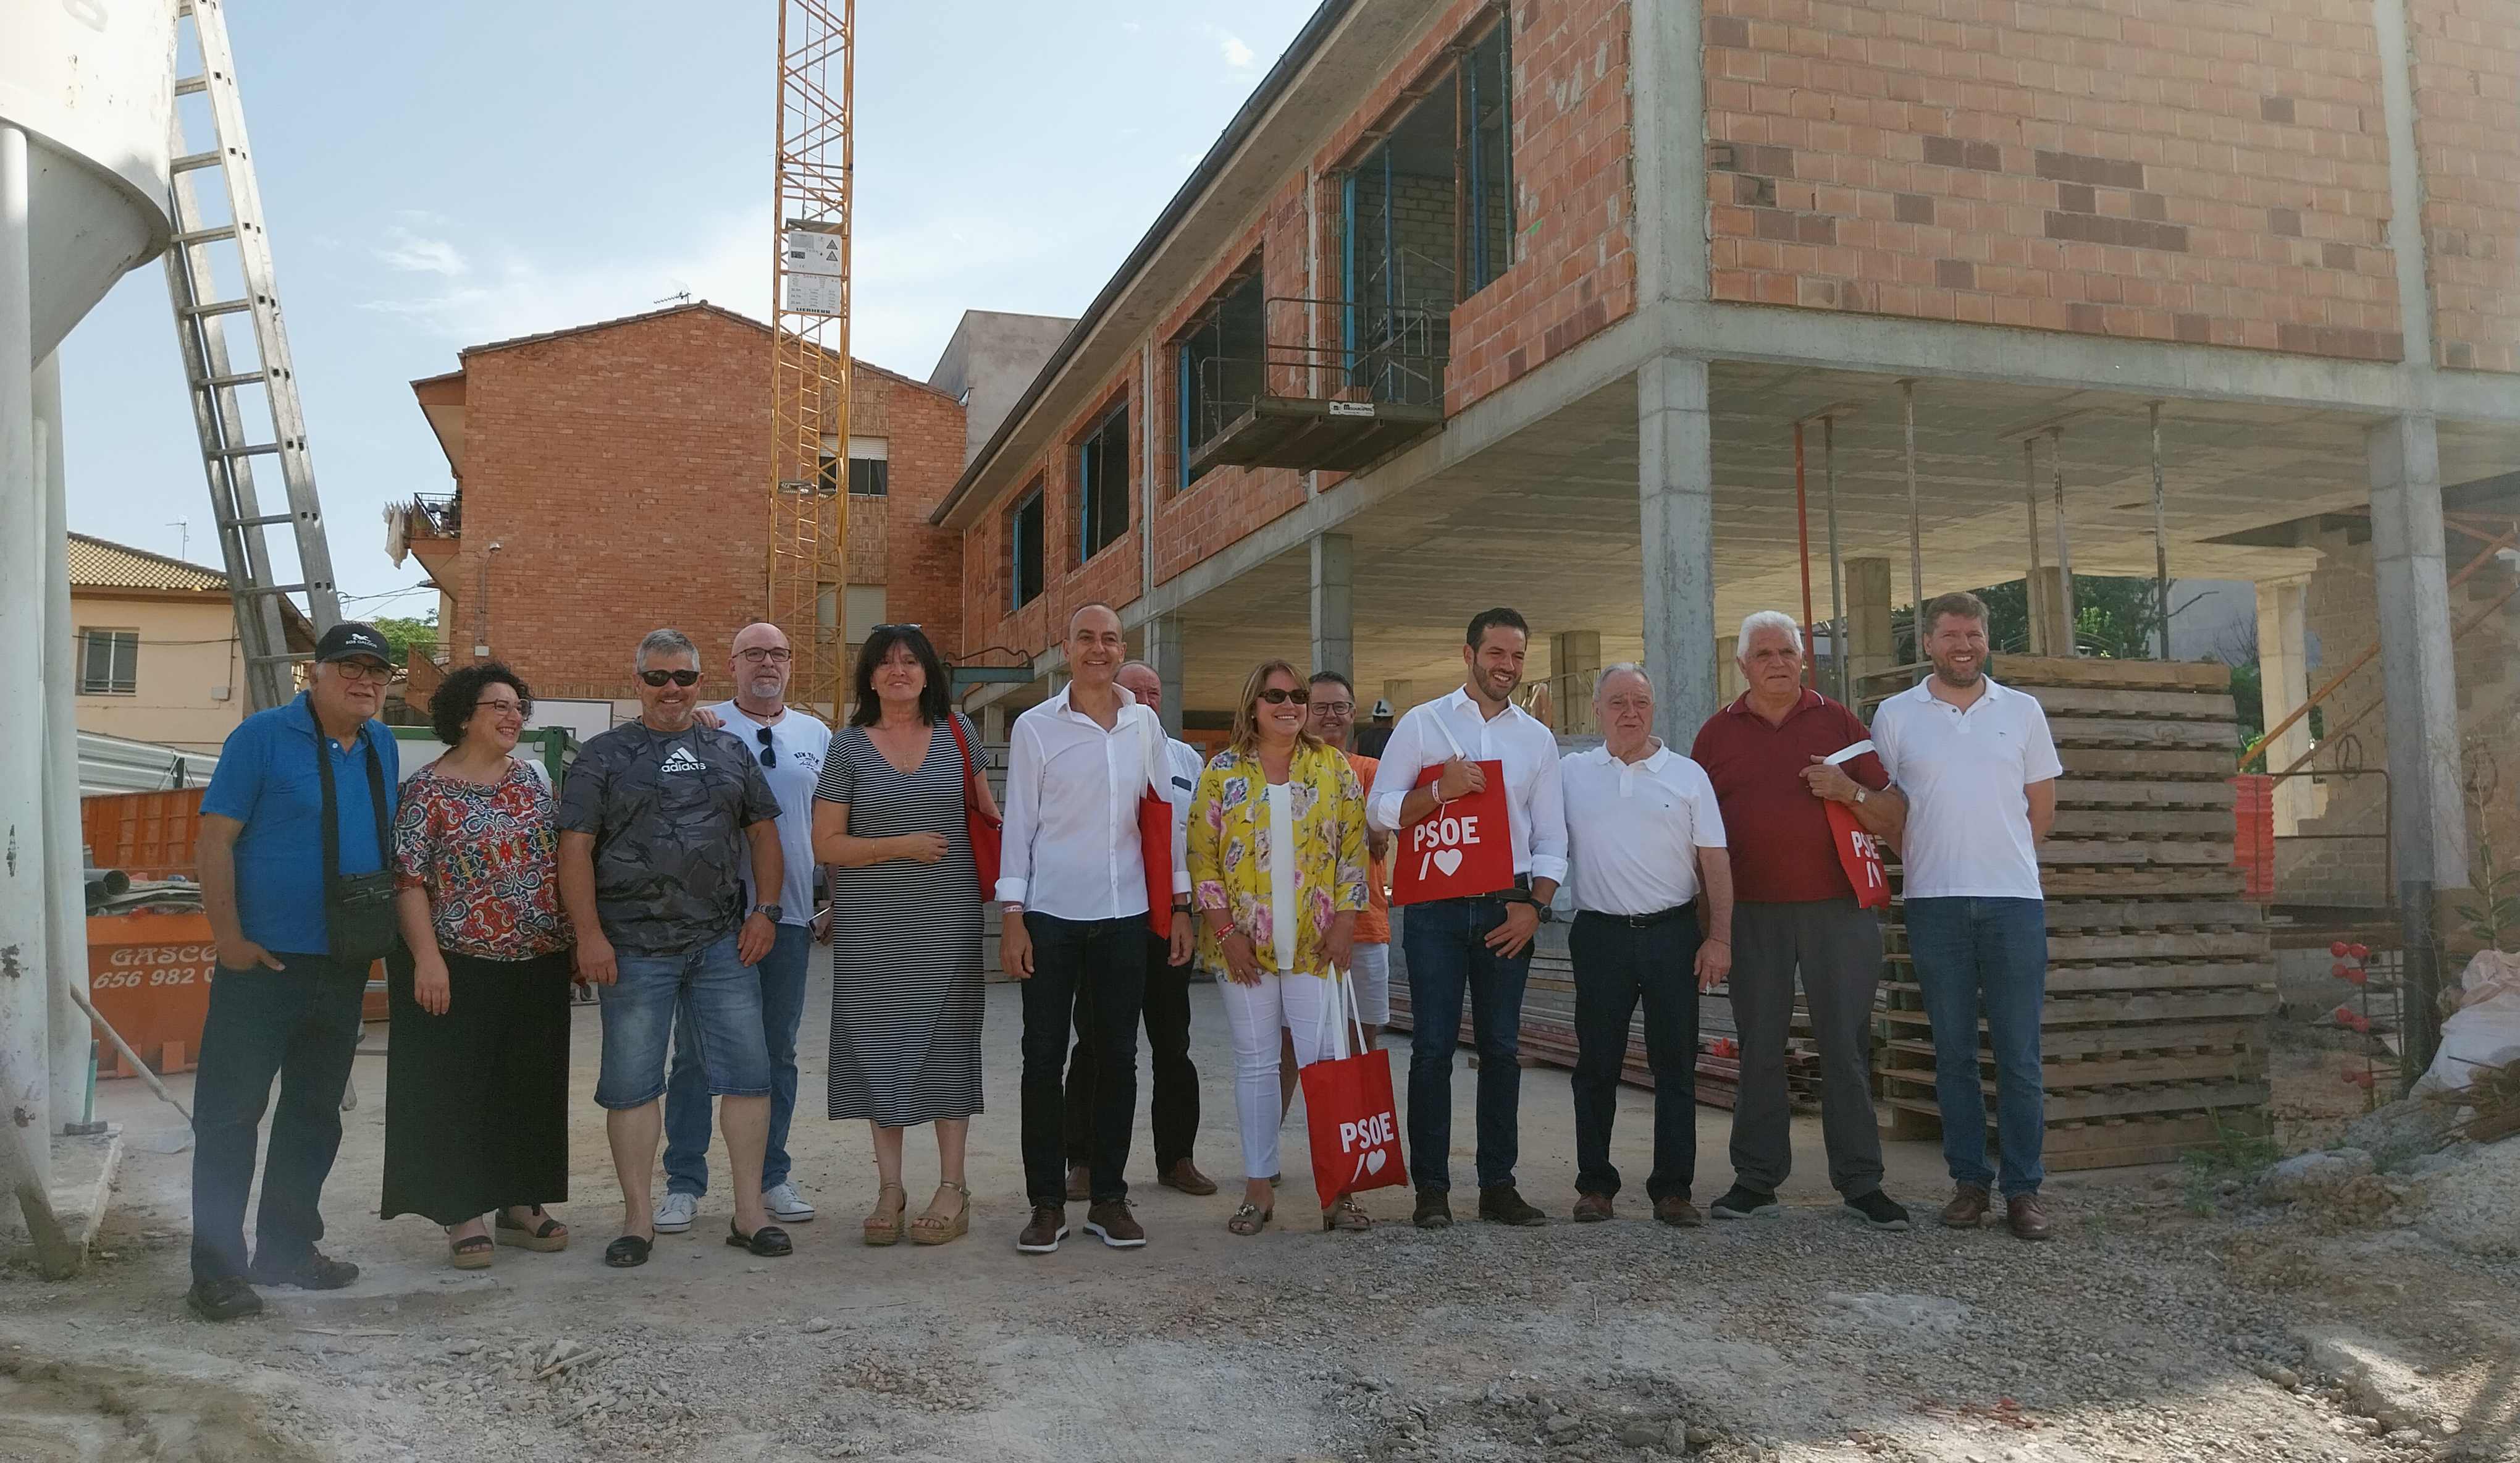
[{"x1": 4, "y1": 982, "x2": 2514, "y2": 1462}]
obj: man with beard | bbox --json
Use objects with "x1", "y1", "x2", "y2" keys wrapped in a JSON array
[
  {"x1": 561, "y1": 629, "x2": 788, "y2": 1266},
  {"x1": 657, "y1": 623, "x2": 832, "y2": 1235},
  {"x1": 1367, "y1": 607, "x2": 1568, "y2": 1230},
  {"x1": 1869, "y1": 592, "x2": 2062, "y2": 1241}
]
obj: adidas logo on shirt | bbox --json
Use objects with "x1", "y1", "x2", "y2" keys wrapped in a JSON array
[{"x1": 660, "y1": 746, "x2": 705, "y2": 774}]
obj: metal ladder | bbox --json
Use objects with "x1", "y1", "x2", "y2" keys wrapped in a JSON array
[{"x1": 162, "y1": 0, "x2": 342, "y2": 712}]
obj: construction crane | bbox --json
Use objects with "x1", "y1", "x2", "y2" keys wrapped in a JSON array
[
  {"x1": 768, "y1": 0, "x2": 855, "y2": 722},
  {"x1": 163, "y1": 0, "x2": 343, "y2": 711}
]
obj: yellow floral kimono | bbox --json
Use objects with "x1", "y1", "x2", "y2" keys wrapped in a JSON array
[{"x1": 1186, "y1": 741, "x2": 1369, "y2": 979}]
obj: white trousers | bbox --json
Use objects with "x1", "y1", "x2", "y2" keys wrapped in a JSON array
[{"x1": 1218, "y1": 970, "x2": 1348, "y2": 1182}]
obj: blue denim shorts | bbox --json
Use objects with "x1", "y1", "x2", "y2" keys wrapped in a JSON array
[{"x1": 594, "y1": 929, "x2": 771, "y2": 1109}]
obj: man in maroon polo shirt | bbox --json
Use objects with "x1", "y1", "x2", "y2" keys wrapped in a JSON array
[{"x1": 1690, "y1": 611, "x2": 1913, "y2": 1231}]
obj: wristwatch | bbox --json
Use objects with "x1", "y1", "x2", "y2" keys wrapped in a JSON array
[
  {"x1": 1853, "y1": 786, "x2": 1870, "y2": 806},
  {"x1": 752, "y1": 903, "x2": 783, "y2": 924}
]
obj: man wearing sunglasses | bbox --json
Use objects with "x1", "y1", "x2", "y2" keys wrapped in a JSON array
[
  {"x1": 653, "y1": 623, "x2": 833, "y2": 1237},
  {"x1": 560, "y1": 628, "x2": 791, "y2": 1266}
]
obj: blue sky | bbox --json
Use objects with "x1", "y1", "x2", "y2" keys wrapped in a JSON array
[{"x1": 58, "y1": 0, "x2": 1316, "y2": 615}]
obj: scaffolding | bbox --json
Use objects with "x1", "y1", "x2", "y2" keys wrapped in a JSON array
[{"x1": 768, "y1": 0, "x2": 854, "y2": 721}]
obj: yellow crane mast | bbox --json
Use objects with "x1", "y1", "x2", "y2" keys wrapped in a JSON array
[{"x1": 768, "y1": 0, "x2": 855, "y2": 721}]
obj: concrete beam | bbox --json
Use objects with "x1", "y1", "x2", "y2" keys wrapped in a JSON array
[
  {"x1": 1640, "y1": 355, "x2": 1718, "y2": 743},
  {"x1": 1144, "y1": 614, "x2": 1185, "y2": 738},
  {"x1": 1309, "y1": 533, "x2": 1353, "y2": 684},
  {"x1": 1631, "y1": 0, "x2": 1707, "y2": 306},
  {"x1": 2026, "y1": 565, "x2": 2075, "y2": 658},
  {"x1": 2367, "y1": 414, "x2": 2467, "y2": 887},
  {"x1": 2372, "y1": 0, "x2": 2437, "y2": 370}
]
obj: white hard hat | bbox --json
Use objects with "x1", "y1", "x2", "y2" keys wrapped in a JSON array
[{"x1": 1371, "y1": 699, "x2": 1393, "y2": 718}]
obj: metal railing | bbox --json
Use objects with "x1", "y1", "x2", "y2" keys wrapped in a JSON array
[
  {"x1": 407, "y1": 491, "x2": 461, "y2": 538},
  {"x1": 1188, "y1": 294, "x2": 1450, "y2": 452}
]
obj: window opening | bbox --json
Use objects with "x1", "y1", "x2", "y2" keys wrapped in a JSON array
[
  {"x1": 1010, "y1": 484, "x2": 1045, "y2": 609},
  {"x1": 81, "y1": 628, "x2": 140, "y2": 695},
  {"x1": 1176, "y1": 267, "x2": 1266, "y2": 489},
  {"x1": 1078, "y1": 404, "x2": 1130, "y2": 561}
]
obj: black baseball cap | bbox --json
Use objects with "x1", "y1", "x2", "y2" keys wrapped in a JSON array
[{"x1": 315, "y1": 622, "x2": 393, "y2": 665}]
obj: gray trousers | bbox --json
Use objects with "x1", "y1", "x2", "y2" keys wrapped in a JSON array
[{"x1": 1727, "y1": 896, "x2": 1886, "y2": 1197}]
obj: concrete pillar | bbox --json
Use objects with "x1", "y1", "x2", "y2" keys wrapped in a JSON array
[
  {"x1": 35, "y1": 355, "x2": 88, "y2": 1131},
  {"x1": 1, "y1": 122, "x2": 54, "y2": 1203},
  {"x1": 2253, "y1": 576, "x2": 2319, "y2": 833},
  {"x1": 1639, "y1": 355, "x2": 1716, "y2": 744},
  {"x1": 979, "y1": 703, "x2": 1008, "y2": 744},
  {"x1": 1144, "y1": 613, "x2": 1186, "y2": 738},
  {"x1": 1550, "y1": 631, "x2": 1602, "y2": 735},
  {"x1": 1714, "y1": 636, "x2": 1742, "y2": 703},
  {"x1": 1309, "y1": 533, "x2": 1353, "y2": 685},
  {"x1": 1846, "y1": 556, "x2": 1896, "y2": 698},
  {"x1": 2026, "y1": 566, "x2": 2075, "y2": 658},
  {"x1": 1378, "y1": 678, "x2": 1413, "y2": 717},
  {"x1": 2369, "y1": 413, "x2": 2466, "y2": 1076}
]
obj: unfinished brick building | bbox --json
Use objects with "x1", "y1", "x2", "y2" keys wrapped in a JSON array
[
  {"x1": 397, "y1": 302, "x2": 967, "y2": 727},
  {"x1": 932, "y1": 0, "x2": 2519, "y2": 933}
]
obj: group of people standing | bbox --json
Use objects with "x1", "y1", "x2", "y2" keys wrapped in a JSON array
[{"x1": 180, "y1": 586, "x2": 2060, "y2": 1320}]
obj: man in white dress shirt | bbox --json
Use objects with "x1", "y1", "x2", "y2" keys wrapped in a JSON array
[
  {"x1": 1058, "y1": 660, "x2": 1214, "y2": 1200},
  {"x1": 998, "y1": 604, "x2": 1194, "y2": 1255},
  {"x1": 1870, "y1": 591, "x2": 2063, "y2": 1242},
  {"x1": 1558, "y1": 665, "x2": 1733, "y2": 1227},
  {"x1": 1367, "y1": 607, "x2": 1568, "y2": 1230}
]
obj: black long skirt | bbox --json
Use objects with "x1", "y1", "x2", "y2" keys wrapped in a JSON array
[{"x1": 380, "y1": 947, "x2": 571, "y2": 1226}]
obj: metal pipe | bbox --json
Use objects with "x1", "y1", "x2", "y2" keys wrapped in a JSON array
[
  {"x1": 35, "y1": 355, "x2": 92, "y2": 1132},
  {"x1": 1794, "y1": 421, "x2": 1815, "y2": 686},
  {"x1": 2049, "y1": 426, "x2": 2076, "y2": 654},
  {"x1": 1902, "y1": 380, "x2": 1922, "y2": 640},
  {"x1": 2149, "y1": 400, "x2": 2171, "y2": 659},
  {"x1": 0, "y1": 120, "x2": 64, "y2": 1256},
  {"x1": 1823, "y1": 415, "x2": 1844, "y2": 702},
  {"x1": 2023, "y1": 436, "x2": 2044, "y2": 654}
]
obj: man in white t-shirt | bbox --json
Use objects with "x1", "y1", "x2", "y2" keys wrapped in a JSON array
[
  {"x1": 1558, "y1": 664, "x2": 1733, "y2": 1227},
  {"x1": 657, "y1": 622, "x2": 832, "y2": 1233},
  {"x1": 1870, "y1": 591, "x2": 2062, "y2": 1242}
]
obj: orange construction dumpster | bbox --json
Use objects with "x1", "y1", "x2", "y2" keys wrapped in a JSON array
[
  {"x1": 82, "y1": 787, "x2": 208, "y2": 882},
  {"x1": 85, "y1": 911, "x2": 392, "y2": 1076}
]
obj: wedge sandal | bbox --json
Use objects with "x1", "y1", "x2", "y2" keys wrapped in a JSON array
[
  {"x1": 495, "y1": 1207, "x2": 568, "y2": 1252},
  {"x1": 909, "y1": 1181, "x2": 970, "y2": 1247}
]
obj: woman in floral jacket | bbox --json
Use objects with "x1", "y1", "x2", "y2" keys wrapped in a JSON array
[{"x1": 1186, "y1": 658, "x2": 1371, "y2": 1236}]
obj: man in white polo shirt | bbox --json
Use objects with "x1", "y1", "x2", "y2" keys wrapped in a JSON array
[
  {"x1": 1870, "y1": 591, "x2": 2062, "y2": 1241},
  {"x1": 1558, "y1": 664, "x2": 1733, "y2": 1227}
]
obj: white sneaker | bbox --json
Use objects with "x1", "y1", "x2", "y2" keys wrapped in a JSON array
[
  {"x1": 652, "y1": 1191, "x2": 699, "y2": 1234},
  {"x1": 764, "y1": 1182, "x2": 817, "y2": 1223}
]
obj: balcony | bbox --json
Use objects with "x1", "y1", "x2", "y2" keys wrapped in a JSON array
[
  {"x1": 395, "y1": 491, "x2": 463, "y2": 594},
  {"x1": 1182, "y1": 295, "x2": 1447, "y2": 478}
]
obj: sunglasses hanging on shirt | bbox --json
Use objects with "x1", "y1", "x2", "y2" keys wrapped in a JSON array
[{"x1": 754, "y1": 726, "x2": 777, "y2": 768}]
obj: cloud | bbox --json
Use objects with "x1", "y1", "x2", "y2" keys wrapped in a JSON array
[
  {"x1": 1218, "y1": 33, "x2": 1255, "y2": 69},
  {"x1": 377, "y1": 227, "x2": 468, "y2": 277}
]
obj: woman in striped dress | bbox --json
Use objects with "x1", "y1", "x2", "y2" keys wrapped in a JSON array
[{"x1": 813, "y1": 625, "x2": 995, "y2": 1247}]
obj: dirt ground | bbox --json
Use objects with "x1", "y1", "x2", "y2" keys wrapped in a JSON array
[{"x1": 2, "y1": 959, "x2": 2514, "y2": 1463}]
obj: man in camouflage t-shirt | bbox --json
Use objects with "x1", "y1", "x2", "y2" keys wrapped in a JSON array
[{"x1": 559, "y1": 628, "x2": 791, "y2": 1265}]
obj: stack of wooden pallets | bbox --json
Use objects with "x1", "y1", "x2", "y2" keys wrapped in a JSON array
[{"x1": 1860, "y1": 656, "x2": 2276, "y2": 1170}]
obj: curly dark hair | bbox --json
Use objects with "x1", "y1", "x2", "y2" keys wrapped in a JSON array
[
  {"x1": 849, "y1": 625, "x2": 952, "y2": 727},
  {"x1": 431, "y1": 660, "x2": 534, "y2": 745}
]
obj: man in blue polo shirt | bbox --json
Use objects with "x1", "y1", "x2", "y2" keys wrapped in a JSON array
[{"x1": 188, "y1": 623, "x2": 401, "y2": 1321}]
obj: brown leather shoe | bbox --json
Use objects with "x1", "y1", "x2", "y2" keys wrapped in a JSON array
[
  {"x1": 1084, "y1": 1199, "x2": 1146, "y2": 1248},
  {"x1": 1572, "y1": 1192, "x2": 1614, "y2": 1223},
  {"x1": 1016, "y1": 1204, "x2": 1067, "y2": 1255},
  {"x1": 1064, "y1": 1164, "x2": 1090, "y2": 1202},
  {"x1": 1939, "y1": 1184, "x2": 1993, "y2": 1228},
  {"x1": 1653, "y1": 1196, "x2": 1704, "y2": 1228},
  {"x1": 1157, "y1": 1159, "x2": 1218, "y2": 1197},
  {"x1": 2006, "y1": 1192, "x2": 2054, "y2": 1241}
]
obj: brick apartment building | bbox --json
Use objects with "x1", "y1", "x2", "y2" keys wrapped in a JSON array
[
  {"x1": 928, "y1": 0, "x2": 2519, "y2": 911},
  {"x1": 397, "y1": 302, "x2": 980, "y2": 727}
]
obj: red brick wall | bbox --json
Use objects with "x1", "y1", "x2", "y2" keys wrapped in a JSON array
[
  {"x1": 445, "y1": 308, "x2": 962, "y2": 701},
  {"x1": 1703, "y1": 0, "x2": 2404, "y2": 359},
  {"x1": 2410, "y1": 0, "x2": 2520, "y2": 373},
  {"x1": 878, "y1": 376, "x2": 972, "y2": 657}
]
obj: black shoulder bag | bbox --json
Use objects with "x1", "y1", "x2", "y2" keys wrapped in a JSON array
[{"x1": 316, "y1": 729, "x2": 403, "y2": 966}]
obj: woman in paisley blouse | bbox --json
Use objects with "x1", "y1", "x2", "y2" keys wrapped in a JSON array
[
  {"x1": 1186, "y1": 659, "x2": 1371, "y2": 1237},
  {"x1": 383, "y1": 662, "x2": 574, "y2": 1268}
]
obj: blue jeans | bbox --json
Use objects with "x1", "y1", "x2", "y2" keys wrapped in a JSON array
[
  {"x1": 594, "y1": 929, "x2": 771, "y2": 1110},
  {"x1": 663, "y1": 922, "x2": 809, "y2": 1195},
  {"x1": 190, "y1": 954, "x2": 366, "y2": 1283},
  {"x1": 1400, "y1": 893, "x2": 1532, "y2": 1192},
  {"x1": 1904, "y1": 896, "x2": 2048, "y2": 1196}
]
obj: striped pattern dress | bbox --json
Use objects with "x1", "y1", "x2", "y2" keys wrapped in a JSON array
[{"x1": 816, "y1": 715, "x2": 986, "y2": 1126}]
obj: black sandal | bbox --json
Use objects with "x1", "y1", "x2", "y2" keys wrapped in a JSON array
[
  {"x1": 726, "y1": 1220, "x2": 792, "y2": 1257},
  {"x1": 603, "y1": 1234, "x2": 652, "y2": 1268},
  {"x1": 448, "y1": 1233, "x2": 494, "y2": 1270},
  {"x1": 495, "y1": 1208, "x2": 569, "y2": 1252}
]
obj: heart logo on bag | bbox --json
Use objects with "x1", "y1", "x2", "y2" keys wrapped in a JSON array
[
  {"x1": 1432, "y1": 848, "x2": 1463, "y2": 876},
  {"x1": 1364, "y1": 1149, "x2": 1387, "y2": 1176}
]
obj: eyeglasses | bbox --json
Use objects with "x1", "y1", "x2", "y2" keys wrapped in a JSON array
[
  {"x1": 1312, "y1": 699, "x2": 1354, "y2": 716},
  {"x1": 754, "y1": 726, "x2": 776, "y2": 768},
  {"x1": 639, "y1": 669, "x2": 700, "y2": 688},
  {"x1": 736, "y1": 647, "x2": 792, "y2": 664},
  {"x1": 872, "y1": 623, "x2": 923, "y2": 633},
  {"x1": 332, "y1": 659, "x2": 393, "y2": 683},
  {"x1": 1255, "y1": 688, "x2": 1311, "y2": 707}
]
